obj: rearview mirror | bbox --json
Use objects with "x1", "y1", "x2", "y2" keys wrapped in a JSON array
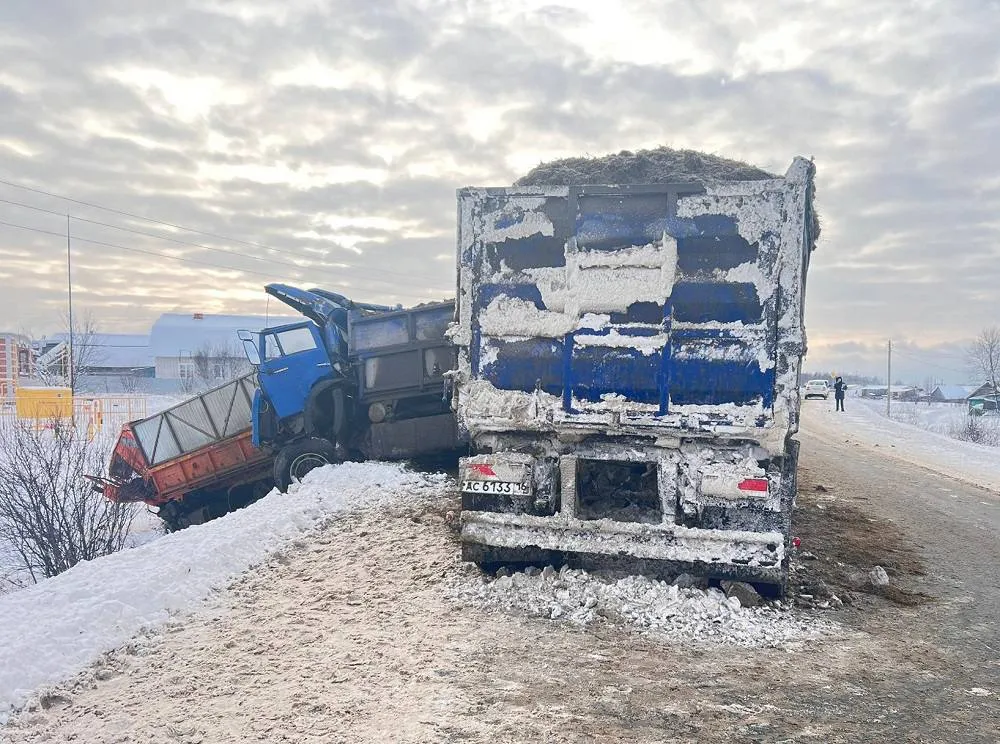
[{"x1": 238, "y1": 331, "x2": 261, "y2": 366}]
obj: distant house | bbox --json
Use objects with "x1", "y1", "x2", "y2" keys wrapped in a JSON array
[
  {"x1": 968, "y1": 382, "x2": 998, "y2": 415},
  {"x1": 0, "y1": 331, "x2": 31, "y2": 399},
  {"x1": 968, "y1": 381, "x2": 996, "y2": 400},
  {"x1": 149, "y1": 312, "x2": 299, "y2": 381},
  {"x1": 38, "y1": 333, "x2": 153, "y2": 378},
  {"x1": 27, "y1": 333, "x2": 154, "y2": 394},
  {"x1": 860, "y1": 385, "x2": 919, "y2": 401},
  {"x1": 927, "y1": 385, "x2": 978, "y2": 403}
]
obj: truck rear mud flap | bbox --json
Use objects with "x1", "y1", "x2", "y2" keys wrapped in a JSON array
[{"x1": 461, "y1": 510, "x2": 787, "y2": 586}]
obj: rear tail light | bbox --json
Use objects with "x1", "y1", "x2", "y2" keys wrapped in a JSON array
[{"x1": 737, "y1": 478, "x2": 769, "y2": 492}]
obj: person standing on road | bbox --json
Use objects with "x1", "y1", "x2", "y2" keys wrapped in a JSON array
[{"x1": 834, "y1": 376, "x2": 847, "y2": 411}]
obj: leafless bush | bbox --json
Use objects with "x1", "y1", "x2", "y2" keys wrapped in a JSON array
[
  {"x1": 0, "y1": 418, "x2": 136, "y2": 582},
  {"x1": 117, "y1": 372, "x2": 145, "y2": 394},
  {"x1": 949, "y1": 414, "x2": 1000, "y2": 447},
  {"x1": 193, "y1": 342, "x2": 251, "y2": 388}
]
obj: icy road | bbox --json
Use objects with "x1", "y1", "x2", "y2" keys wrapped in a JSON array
[{"x1": 2, "y1": 403, "x2": 999, "y2": 743}]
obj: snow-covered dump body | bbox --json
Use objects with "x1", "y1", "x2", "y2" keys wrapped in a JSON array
[{"x1": 453, "y1": 158, "x2": 817, "y2": 589}]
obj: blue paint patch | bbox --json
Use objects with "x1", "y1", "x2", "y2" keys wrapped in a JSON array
[
  {"x1": 672, "y1": 282, "x2": 762, "y2": 324},
  {"x1": 677, "y1": 234, "x2": 758, "y2": 273},
  {"x1": 690, "y1": 214, "x2": 740, "y2": 234},
  {"x1": 670, "y1": 359, "x2": 774, "y2": 407},
  {"x1": 474, "y1": 284, "x2": 546, "y2": 313},
  {"x1": 482, "y1": 338, "x2": 564, "y2": 396},
  {"x1": 569, "y1": 345, "x2": 662, "y2": 405},
  {"x1": 494, "y1": 213, "x2": 521, "y2": 230}
]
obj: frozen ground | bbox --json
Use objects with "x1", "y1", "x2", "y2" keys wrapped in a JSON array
[
  {"x1": 0, "y1": 462, "x2": 448, "y2": 718},
  {"x1": 2, "y1": 409, "x2": 999, "y2": 740},
  {"x1": 803, "y1": 396, "x2": 1000, "y2": 494}
]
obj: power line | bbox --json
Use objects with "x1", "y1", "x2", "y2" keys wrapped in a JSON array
[
  {"x1": 0, "y1": 178, "x2": 446, "y2": 281},
  {"x1": 0, "y1": 195, "x2": 443, "y2": 284},
  {"x1": 0, "y1": 218, "x2": 294, "y2": 281},
  {"x1": 0, "y1": 215, "x2": 453, "y2": 309},
  {"x1": 0, "y1": 176, "x2": 310, "y2": 257},
  {"x1": 891, "y1": 348, "x2": 969, "y2": 374},
  {"x1": 0, "y1": 218, "x2": 439, "y2": 296},
  {"x1": 1, "y1": 196, "x2": 348, "y2": 277}
]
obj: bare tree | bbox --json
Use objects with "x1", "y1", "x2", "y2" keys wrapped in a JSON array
[
  {"x1": 33, "y1": 311, "x2": 105, "y2": 393},
  {"x1": 968, "y1": 326, "x2": 1000, "y2": 408},
  {"x1": 192, "y1": 341, "x2": 251, "y2": 390},
  {"x1": 0, "y1": 417, "x2": 136, "y2": 582},
  {"x1": 117, "y1": 371, "x2": 145, "y2": 394}
]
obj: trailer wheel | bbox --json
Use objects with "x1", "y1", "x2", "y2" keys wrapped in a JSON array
[{"x1": 274, "y1": 437, "x2": 339, "y2": 492}]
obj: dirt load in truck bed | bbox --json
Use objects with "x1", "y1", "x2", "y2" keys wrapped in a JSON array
[{"x1": 515, "y1": 144, "x2": 821, "y2": 245}]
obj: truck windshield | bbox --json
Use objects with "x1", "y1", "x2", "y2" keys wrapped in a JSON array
[{"x1": 274, "y1": 326, "x2": 317, "y2": 356}]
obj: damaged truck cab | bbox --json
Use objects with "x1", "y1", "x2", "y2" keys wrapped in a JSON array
[
  {"x1": 452, "y1": 158, "x2": 817, "y2": 591},
  {"x1": 241, "y1": 284, "x2": 460, "y2": 489}
]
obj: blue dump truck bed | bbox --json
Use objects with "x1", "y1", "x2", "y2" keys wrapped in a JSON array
[{"x1": 452, "y1": 158, "x2": 817, "y2": 589}]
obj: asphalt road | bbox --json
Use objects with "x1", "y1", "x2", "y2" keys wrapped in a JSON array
[{"x1": 796, "y1": 403, "x2": 1000, "y2": 741}]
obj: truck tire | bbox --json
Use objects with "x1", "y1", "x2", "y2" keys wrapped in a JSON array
[{"x1": 273, "y1": 437, "x2": 339, "y2": 492}]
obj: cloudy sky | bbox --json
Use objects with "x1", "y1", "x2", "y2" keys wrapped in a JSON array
[{"x1": 1, "y1": 0, "x2": 998, "y2": 383}]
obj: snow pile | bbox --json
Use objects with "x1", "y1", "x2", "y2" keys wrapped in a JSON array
[
  {"x1": 814, "y1": 401, "x2": 1000, "y2": 493},
  {"x1": 449, "y1": 566, "x2": 832, "y2": 648},
  {"x1": 0, "y1": 462, "x2": 449, "y2": 718},
  {"x1": 874, "y1": 399, "x2": 1000, "y2": 447}
]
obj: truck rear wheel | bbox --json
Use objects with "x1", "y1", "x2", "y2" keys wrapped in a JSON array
[{"x1": 273, "y1": 437, "x2": 339, "y2": 492}]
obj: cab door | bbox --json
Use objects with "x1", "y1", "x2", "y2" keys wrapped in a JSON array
[{"x1": 257, "y1": 322, "x2": 331, "y2": 420}]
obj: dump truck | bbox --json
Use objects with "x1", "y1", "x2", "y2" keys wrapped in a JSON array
[
  {"x1": 451, "y1": 157, "x2": 817, "y2": 590},
  {"x1": 239, "y1": 284, "x2": 460, "y2": 489},
  {"x1": 93, "y1": 286, "x2": 461, "y2": 530},
  {"x1": 89, "y1": 373, "x2": 273, "y2": 531}
]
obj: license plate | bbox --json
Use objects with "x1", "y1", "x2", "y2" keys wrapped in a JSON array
[{"x1": 460, "y1": 479, "x2": 530, "y2": 496}]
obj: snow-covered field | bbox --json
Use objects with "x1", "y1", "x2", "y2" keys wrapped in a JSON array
[
  {"x1": 0, "y1": 462, "x2": 449, "y2": 718},
  {"x1": 862, "y1": 397, "x2": 1000, "y2": 446},
  {"x1": 803, "y1": 397, "x2": 1000, "y2": 494}
]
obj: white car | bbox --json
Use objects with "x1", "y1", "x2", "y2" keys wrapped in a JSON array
[{"x1": 803, "y1": 379, "x2": 831, "y2": 399}]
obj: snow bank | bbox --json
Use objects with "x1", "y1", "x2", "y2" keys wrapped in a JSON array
[
  {"x1": 449, "y1": 566, "x2": 832, "y2": 648},
  {"x1": 0, "y1": 462, "x2": 449, "y2": 718},
  {"x1": 812, "y1": 400, "x2": 1000, "y2": 494}
]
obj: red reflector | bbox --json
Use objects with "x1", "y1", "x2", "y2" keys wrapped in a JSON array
[
  {"x1": 470, "y1": 464, "x2": 496, "y2": 477},
  {"x1": 737, "y1": 478, "x2": 769, "y2": 492}
]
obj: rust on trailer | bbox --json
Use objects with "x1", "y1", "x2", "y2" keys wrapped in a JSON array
[
  {"x1": 96, "y1": 423, "x2": 271, "y2": 507},
  {"x1": 148, "y1": 429, "x2": 268, "y2": 499}
]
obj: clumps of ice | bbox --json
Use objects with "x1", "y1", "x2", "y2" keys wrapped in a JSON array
[
  {"x1": 449, "y1": 565, "x2": 833, "y2": 648},
  {"x1": 480, "y1": 197, "x2": 554, "y2": 243},
  {"x1": 478, "y1": 295, "x2": 591, "y2": 338}
]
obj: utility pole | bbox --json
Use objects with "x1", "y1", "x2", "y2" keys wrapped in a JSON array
[
  {"x1": 886, "y1": 338, "x2": 892, "y2": 417},
  {"x1": 66, "y1": 214, "x2": 74, "y2": 393}
]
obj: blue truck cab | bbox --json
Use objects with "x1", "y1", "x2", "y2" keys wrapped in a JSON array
[
  {"x1": 243, "y1": 320, "x2": 338, "y2": 447},
  {"x1": 239, "y1": 284, "x2": 460, "y2": 489}
]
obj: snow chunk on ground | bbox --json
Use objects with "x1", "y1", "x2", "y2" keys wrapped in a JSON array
[
  {"x1": 0, "y1": 462, "x2": 449, "y2": 718},
  {"x1": 448, "y1": 566, "x2": 834, "y2": 648}
]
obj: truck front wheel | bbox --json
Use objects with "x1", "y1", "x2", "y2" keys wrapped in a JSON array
[{"x1": 274, "y1": 437, "x2": 339, "y2": 492}]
